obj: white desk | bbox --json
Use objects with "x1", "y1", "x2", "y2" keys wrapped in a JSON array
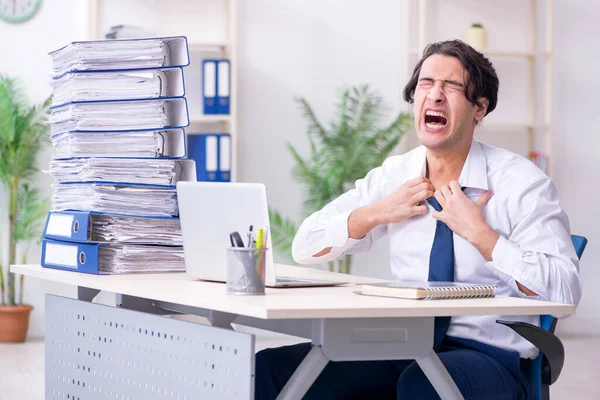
[{"x1": 12, "y1": 264, "x2": 575, "y2": 400}]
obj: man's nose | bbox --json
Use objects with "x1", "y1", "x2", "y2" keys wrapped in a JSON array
[{"x1": 427, "y1": 86, "x2": 445, "y2": 104}]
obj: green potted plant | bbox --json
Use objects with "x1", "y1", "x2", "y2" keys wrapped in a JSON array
[
  {"x1": 269, "y1": 84, "x2": 411, "y2": 274},
  {"x1": 0, "y1": 75, "x2": 50, "y2": 342}
]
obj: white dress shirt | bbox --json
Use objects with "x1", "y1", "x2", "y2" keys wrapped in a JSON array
[{"x1": 292, "y1": 139, "x2": 581, "y2": 358}]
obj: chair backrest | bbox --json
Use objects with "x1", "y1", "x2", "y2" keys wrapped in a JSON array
[{"x1": 531, "y1": 234, "x2": 587, "y2": 400}]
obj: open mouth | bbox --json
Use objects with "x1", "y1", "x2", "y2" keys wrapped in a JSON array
[{"x1": 424, "y1": 110, "x2": 448, "y2": 131}]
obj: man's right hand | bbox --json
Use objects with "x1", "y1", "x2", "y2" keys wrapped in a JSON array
[
  {"x1": 348, "y1": 176, "x2": 434, "y2": 239},
  {"x1": 370, "y1": 176, "x2": 434, "y2": 225}
]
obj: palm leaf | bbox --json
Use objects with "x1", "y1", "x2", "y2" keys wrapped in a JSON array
[
  {"x1": 268, "y1": 208, "x2": 298, "y2": 262},
  {"x1": 295, "y1": 97, "x2": 328, "y2": 144},
  {"x1": 14, "y1": 184, "x2": 50, "y2": 244}
]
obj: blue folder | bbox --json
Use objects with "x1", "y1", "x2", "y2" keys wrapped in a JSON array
[
  {"x1": 43, "y1": 210, "x2": 181, "y2": 244},
  {"x1": 41, "y1": 239, "x2": 101, "y2": 274},
  {"x1": 187, "y1": 133, "x2": 231, "y2": 182},
  {"x1": 203, "y1": 59, "x2": 230, "y2": 115}
]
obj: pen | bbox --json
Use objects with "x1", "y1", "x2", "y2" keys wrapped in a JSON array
[{"x1": 247, "y1": 225, "x2": 253, "y2": 248}]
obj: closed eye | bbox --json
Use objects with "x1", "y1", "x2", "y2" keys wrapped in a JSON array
[{"x1": 417, "y1": 78, "x2": 434, "y2": 88}]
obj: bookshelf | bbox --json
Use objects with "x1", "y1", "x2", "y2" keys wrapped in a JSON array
[
  {"x1": 403, "y1": 0, "x2": 554, "y2": 174},
  {"x1": 85, "y1": 0, "x2": 238, "y2": 182}
]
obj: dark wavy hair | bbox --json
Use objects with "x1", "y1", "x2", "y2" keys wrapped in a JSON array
[{"x1": 403, "y1": 40, "x2": 499, "y2": 116}]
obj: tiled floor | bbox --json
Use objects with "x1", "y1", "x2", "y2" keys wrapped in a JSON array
[{"x1": 1, "y1": 327, "x2": 598, "y2": 399}]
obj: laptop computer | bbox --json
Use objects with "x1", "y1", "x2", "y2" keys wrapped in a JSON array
[{"x1": 176, "y1": 181, "x2": 348, "y2": 287}]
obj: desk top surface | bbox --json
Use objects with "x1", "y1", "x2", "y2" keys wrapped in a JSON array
[{"x1": 12, "y1": 264, "x2": 575, "y2": 320}]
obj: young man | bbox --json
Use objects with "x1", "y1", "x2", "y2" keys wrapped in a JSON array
[{"x1": 255, "y1": 40, "x2": 581, "y2": 399}]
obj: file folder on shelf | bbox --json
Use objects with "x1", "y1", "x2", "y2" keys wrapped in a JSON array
[
  {"x1": 217, "y1": 60, "x2": 230, "y2": 114},
  {"x1": 41, "y1": 239, "x2": 185, "y2": 275},
  {"x1": 187, "y1": 133, "x2": 231, "y2": 182},
  {"x1": 218, "y1": 134, "x2": 231, "y2": 182},
  {"x1": 49, "y1": 158, "x2": 197, "y2": 187},
  {"x1": 52, "y1": 183, "x2": 179, "y2": 217},
  {"x1": 203, "y1": 59, "x2": 230, "y2": 115},
  {"x1": 50, "y1": 36, "x2": 190, "y2": 77},
  {"x1": 203, "y1": 60, "x2": 217, "y2": 114},
  {"x1": 49, "y1": 98, "x2": 190, "y2": 135},
  {"x1": 44, "y1": 211, "x2": 182, "y2": 245},
  {"x1": 51, "y1": 67, "x2": 186, "y2": 107},
  {"x1": 52, "y1": 128, "x2": 188, "y2": 159}
]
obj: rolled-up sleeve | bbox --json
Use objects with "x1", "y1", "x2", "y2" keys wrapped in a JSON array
[
  {"x1": 485, "y1": 177, "x2": 582, "y2": 310},
  {"x1": 292, "y1": 165, "x2": 390, "y2": 265}
]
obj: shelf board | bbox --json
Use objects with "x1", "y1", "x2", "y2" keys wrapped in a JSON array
[
  {"x1": 409, "y1": 49, "x2": 551, "y2": 58},
  {"x1": 187, "y1": 40, "x2": 230, "y2": 51},
  {"x1": 189, "y1": 115, "x2": 231, "y2": 123}
]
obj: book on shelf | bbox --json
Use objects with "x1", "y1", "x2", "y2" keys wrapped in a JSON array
[{"x1": 355, "y1": 281, "x2": 497, "y2": 300}]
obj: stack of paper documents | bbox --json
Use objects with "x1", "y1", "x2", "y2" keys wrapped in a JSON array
[
  {"x1": 52, "y1": 183, "x2": 178, "y2": 217},
  {"x1": 90, "y1": 214, "x2": 182, "y2": 245},
  {"x1": 43, "y1": 36, "x2": 194, "y2": 275},
  {"x1": 98, "y1": 245, "x2": 185, "y2": 274},
  {"x1": 50, "y1": 37, "x2": 190, "y2": 77},
  {"x1": 51, "y1": 70, "x2": 162, "y2": 106},
  {"x1": 51, "y1": 68, "x2": 185, "y2": 106},
  {"x1": 51, "y1": 129, "x2": 186, "y2": 159},
  {"x1": 49, "y1": 158, "x2": 195, "y2": 186},
  {"x1": 49, "y1": 99, "x2": 170, "y2": 134},
  {"x1": 44, "y1": 210, "x2": 183, "y2": 245}
]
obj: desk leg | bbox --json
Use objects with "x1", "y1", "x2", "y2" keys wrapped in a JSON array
[
  {"x1": 276, "y1": 345, "x2": 329, "y2": 400},
  {"x1": 416, "y1": 350, "x2": 464, "y2": 400}
]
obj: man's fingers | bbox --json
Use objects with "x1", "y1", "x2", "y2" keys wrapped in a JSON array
[
  {"x1": 431, "y1": 210, "x2": 443, "y2": 221},
  {"x1": 406, "y1": 176, "x2": 431, "y2": 187},
  {"x1": 449, "y1": 181, "x2": 464, "y2": 196},
  {"x1": 475, "y1": 190, "x2": 494, "y2": 207},
  {"x1": 410, "y1": 181, "x2": 435, "y2": 194},
  {"x1": 434, "y1": 189, "x2": 446, "y2": 207},
  {"x1": 440, "y1": 185, "x2": 453, "y2": 199},
  {"x1": 412, "y1": 204, "x2": 428, "y2": 215},
  {"x1": 412, "y1": 189, "x2": 435, "y2": 203}
]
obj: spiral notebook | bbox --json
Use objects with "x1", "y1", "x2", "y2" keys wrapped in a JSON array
[{"x1": 355, "y1": 281, "x2": 496, "y2": 300}]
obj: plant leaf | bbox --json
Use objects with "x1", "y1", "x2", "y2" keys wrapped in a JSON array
[{"x1": 267, "y1": 208, "x2": 297, "y2": 263}]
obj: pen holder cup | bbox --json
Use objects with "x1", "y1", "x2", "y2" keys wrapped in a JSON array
[{"x1": 226, "y1": 247, "x2": 268, "y2": 295}]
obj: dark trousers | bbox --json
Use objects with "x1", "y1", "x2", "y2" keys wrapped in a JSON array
[{"x1": 255, "y1": 336, "x2": 531, "y2": 400}]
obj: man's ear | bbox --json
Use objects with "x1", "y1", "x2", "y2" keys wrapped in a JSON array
[{"x1": 475, "y1": 97, "x2": 489, "y2": 121}]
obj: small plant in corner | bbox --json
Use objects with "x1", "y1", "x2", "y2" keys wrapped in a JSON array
[{"x1": 0, "y1": 74, "x2": 50, "y2": 342}]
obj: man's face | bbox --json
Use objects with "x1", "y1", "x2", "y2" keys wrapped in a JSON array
[{"x1": 413, "y1": 54, "x2": 488, "y2": 151}]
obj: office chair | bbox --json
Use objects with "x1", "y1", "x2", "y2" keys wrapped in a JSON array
[{"x1": 497, "y1": 234, "x2": 588, "y2": 400}]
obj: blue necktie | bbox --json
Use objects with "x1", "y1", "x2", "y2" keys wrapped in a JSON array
[{"x1": 427, "y1": 196, "x2": 454, "y2": 351}]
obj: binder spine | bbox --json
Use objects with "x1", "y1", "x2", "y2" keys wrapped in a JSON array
[{"x1": 41, "y1": 239, "x2": 101, "y2": 274}]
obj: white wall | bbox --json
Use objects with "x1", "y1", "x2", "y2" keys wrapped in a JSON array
[
  {"x1": 551, "y1": 0, "x2": 600, "y2": 336},
  {"x1": 0, "y1": 0, "x2": 597, "y2": 337}
]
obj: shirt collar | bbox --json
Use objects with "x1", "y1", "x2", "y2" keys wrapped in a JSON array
[{"x1": 406, "y1": 140, "x2": 489, "y2": 191}]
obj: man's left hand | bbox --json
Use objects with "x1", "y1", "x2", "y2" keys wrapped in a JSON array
[{"x1": 432, "y1": 181, "x2": 493, "y2": 243}]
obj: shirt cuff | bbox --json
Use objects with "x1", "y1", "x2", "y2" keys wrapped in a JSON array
[{"x1": 323, "y1": 210, "x2": 357, "y2": 248}]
